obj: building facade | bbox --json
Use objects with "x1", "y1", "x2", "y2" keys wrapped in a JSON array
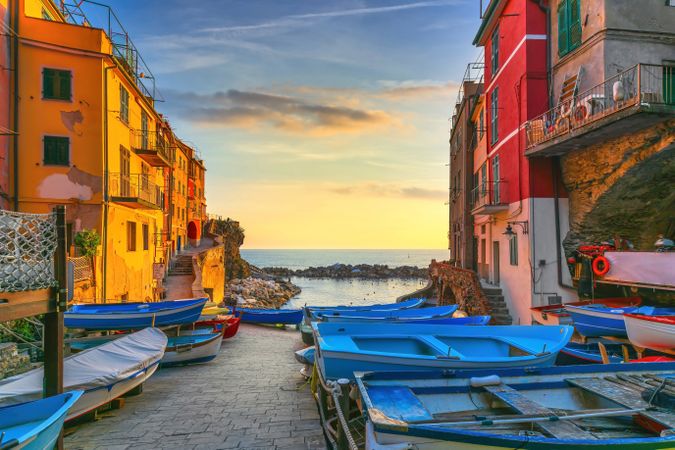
[
  {"x1": 449, "y1": 63, "x2": 483, "y2": 271},
  {"x1": 472, "y1": 0, "x2": 576, "y2": 324},
  {"x1": 187, "y1": 153, "x2": 207, "y2": 247},
  {"x1": 0, "y1": 0, "x2": 11, "y2": 210},
  {"x1": 7, "y1": 0, "x2": 209, "y2": 302}
]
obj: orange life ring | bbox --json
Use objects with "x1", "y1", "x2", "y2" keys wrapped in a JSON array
[{"x1": 592, "y1": 256, "x2": 610, "y2": 277}]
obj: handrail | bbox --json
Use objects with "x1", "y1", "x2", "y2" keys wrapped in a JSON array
[
  {"x1": 471, "y1": 180, "x2": 508, "y2": 209},
  {"x1": 109, "y1": 172, "x2": 164, "y2": 209},
  {"x1": 525, "y1": 64, "x2": 672, "y2": 149}
]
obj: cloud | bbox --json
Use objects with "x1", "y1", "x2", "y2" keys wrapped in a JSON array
[
  {"x1": 327, "y1": 183, "x2": 446, "y2": 201},
  {"x1": 165, "y1": 89, "x2": 396, "y2": 136},
  {"x1": 377, "y1": 80, "x2": 460, "y2": 99},
  {"x1": 198, "y1": 1, "x2": 463, "y2": 35}
]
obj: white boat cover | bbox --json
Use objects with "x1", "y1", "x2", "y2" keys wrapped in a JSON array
[
  {"x1": 0, "y1": 327, "x2": 167, "y2": 405},
  {"x1": 602, "y1": 252, "x2": 675, "y2": 290}
]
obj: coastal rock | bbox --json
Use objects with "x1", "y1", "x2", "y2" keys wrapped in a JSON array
[
  {"x1": 222, "y1": 277, "x2": 301, "y2": 309},
  {"x1": 262, "y1": 263, "x2": 428, "y2": 279}
]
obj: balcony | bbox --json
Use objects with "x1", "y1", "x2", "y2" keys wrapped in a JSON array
[
  {"x1": 471, "y1": 181, "x2": 508, "y2": 215},
  {"x1": 131, "y1": 130, "x2": 172, "y2": 167},
  {"x1": 525, "y1": 64, "x2": 675, "y2": 156},
  {"x1": 109, "y1": 173, "x2": 164, "y2": 210}
]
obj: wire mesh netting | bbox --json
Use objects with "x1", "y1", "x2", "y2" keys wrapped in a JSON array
[
  {"x1": 69, "y1": 256, "x2": 93, "y2": 282},
  {"x1": 0, "y1": 209, "x2": 58, "y2": 292}
]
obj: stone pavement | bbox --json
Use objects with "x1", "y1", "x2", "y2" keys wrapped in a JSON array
[{"x1": 65, "y1": 324, "x2": 327, "y2": 450}]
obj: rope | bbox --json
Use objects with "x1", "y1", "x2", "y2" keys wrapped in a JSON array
[{"x1": 328, "y1": 383, "x2": 359, "y2": 450}]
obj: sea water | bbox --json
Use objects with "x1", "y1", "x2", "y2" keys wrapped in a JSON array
[{"x1": 241, "y1": 249, "x2": 446, "y2": 307}]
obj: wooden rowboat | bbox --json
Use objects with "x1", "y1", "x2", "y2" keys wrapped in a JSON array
[
  {"x1": 0, "y1": 391, "x2": 82, "y2": 449},
  {"x1": 64, "y1": 297, "x2": 208, "y2": 330},
  {"x1": 237, "y1": 307, "x2": 303, "y2": 325},
  {"x1": 624, "y1": 313, "x2": 675, "y2": 351},
  {"x1": 530, "y1": 297, "x2": 641, "y2": 326},
  {"x1": 356, "y1": 362, "x2": 675, "y2": 449},
  {"x1": 310, "y1": 305, "x2": 458, "y2": 323}
]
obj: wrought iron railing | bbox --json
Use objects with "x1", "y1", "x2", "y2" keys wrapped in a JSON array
[
  {"x1": 525, "y1": 64, "x2": 674, "y2": 149},
  {"x1": 130, "y1": 130, "x2": 172, "y2": 162},
  {"x1": 471, "y1": 180, "x2": 508, "y2": 210},
  {"x1": 109, "y1": 173, "x2": 164, "y2": 209}
]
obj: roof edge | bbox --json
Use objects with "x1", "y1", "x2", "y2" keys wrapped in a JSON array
[{"x1": 472, "y1": 0, "x2": 503, "y2": 46}]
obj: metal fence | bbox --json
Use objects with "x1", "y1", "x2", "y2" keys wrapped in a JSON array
[
  {"x1": 525, "y1": 64, "x2": 673, "y2": 149},
  {"x1": 130, "y1": 129, "x2": 172, "y2": 163},
  {"x1": 109, "y1": 173, "x2": 164, "y2": 209},
  {"x1": 69, "y1": 256, "x2": 93, "y2": 282},
  {"x1": 0, "y1": 209, "x2": 58, "y2": 292},
  {"x1": 471, "y1": 180, "x2": 508, "y2": 210}
]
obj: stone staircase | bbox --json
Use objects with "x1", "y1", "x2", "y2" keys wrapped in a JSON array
[
  {"x1": 169, "y1": 254, "x2": 194, "y2": 276},
  {"x1": 481, "y1": 284, "x2": 513, "y2": 325}
]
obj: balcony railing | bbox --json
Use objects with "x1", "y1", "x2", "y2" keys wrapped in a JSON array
[
  {"x1": 525, "y1": 64, "x2": 674, "y2": 152},
  {"x1": 471, "y1": 181, "x2": 508, "y2": 214},
  {"x1": 109, "y1": 173, "x2": 164, "y2": 210},
  {"x1": 131, "y1": 130, "x2": 172, "y2": 167}
]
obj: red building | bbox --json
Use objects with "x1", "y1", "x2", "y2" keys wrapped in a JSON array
[{"x1": 472, "y1": 0, "x2": 575, "y2": 324}]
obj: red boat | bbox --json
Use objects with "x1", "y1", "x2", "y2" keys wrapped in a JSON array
[
  {"x1": 530, "y1": 297, "x2": 642, "y2": 326},
  {"x1": 180, "y1": 315, "x2": 241, "y2": 340}
]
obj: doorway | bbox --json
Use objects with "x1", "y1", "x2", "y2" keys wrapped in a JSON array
[{"x1": 493, "y1": 241, "x2": 500, "y2": 284}]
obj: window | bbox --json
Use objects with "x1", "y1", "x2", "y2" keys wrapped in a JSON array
[
  {"x1": 491, "y1": 26, "x2": 499, "y2": 75},
  {"x1": 492, "y1": 156, "x2": 500, "y2": 204},
  {"x1": 127, "y1": 221, "x2": 137, "y2": 252},
  {"x1": 142, "y1": 224, "x2": 149, "y2": 250},
  {"x1": 120, "y1": 146, "x2": 130, "y2": 196},
  {"x1": 490, "y1": 88, "x2": 499, "y2": 144},
  {"x1": 141, "y1": 110, "x2": 149, "y2": 149},
  {"x1": 119, "y1": 85, "x2": 129, "y2": 123},
  {"x1": 558, "y1": 0, "x2": 581, "y2": 57},
  {"x1": 43, "y1": 136, "x2": 69, "y2": 166},
  {"x1": 509, "y1": 234, "x2": 518, "y2": 265},
  {"x1": 479, "y1": 108, "x2": 485, "y2": 139},
  {"x1": 42, "y1": 68, "x2": 71, "y2": 100}
]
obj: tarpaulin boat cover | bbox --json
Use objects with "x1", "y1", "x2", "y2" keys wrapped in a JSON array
[
  {"x1": 603, "y1": 252, "x2": 675, "y2": 290},
  {"x1": 0, "y1": 327, "x2": 167, "y2": 406}
]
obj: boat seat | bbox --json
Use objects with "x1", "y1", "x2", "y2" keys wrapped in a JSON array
[
  {"x1": 566, "y1": 377, "x2": 675, "y2": 433},
  {"x1": 483, "y1": 384, "x2": 598, "y2": 440},
  {"x1": 418, "y1": 336, "x2": 463, "y2": 359},
  {"x1": 367, "y1": 386, "x2": 434, "y2": 423}
]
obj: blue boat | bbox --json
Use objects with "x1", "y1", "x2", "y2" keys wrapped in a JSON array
[
  {"x1": 237, "y1": 307, "x2": 304, "y2": 325},
  {"x1": 312, "y1": 322, "x2": 573, "y2": 380},
  {"x1": 311, "y1": 305, "x2": 459, "y2": 323},
  {"x1": 294, "y1": 346, "x2": 316, "y2": 365},
  {"x1": 0, "y1": 391, "x2": 82, "y2": 450},
  {"x1": 306, "y1": 297, "x2": 425, "y2": 313},
  {"x1": 355, "y1": 362, "x2": 675, "y2": 449},
  {"x1": 566, "y1": 304, "x2": 673, "y2": 338},
  {"x1": 557, "y1": 342, "x2": 628, "y2": 365},
  {"x1": 64, "y1": 298, "x2": 208, "y2": 330}
]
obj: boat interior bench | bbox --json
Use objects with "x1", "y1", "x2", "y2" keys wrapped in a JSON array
[{"x1": 482, "y1": 384, "x2": 598, "y2": 440}]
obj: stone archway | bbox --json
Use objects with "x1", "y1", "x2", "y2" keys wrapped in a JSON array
[{"x1": 187, "y1": 220, "x2": 200, "y2": 247}]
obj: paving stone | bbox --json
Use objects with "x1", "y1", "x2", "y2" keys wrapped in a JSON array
[{"x1": 65, "y1": 324, "x2": 326, "y2": 449}]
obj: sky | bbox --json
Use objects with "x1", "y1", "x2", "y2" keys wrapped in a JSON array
[{"x1": 111, "y1": 0, "x2": 482, "y2": 249}]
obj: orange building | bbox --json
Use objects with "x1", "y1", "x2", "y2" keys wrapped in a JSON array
[
  {"x1": 0, "y1": 1, "x2": 12, "y2": 210},
  {"x1": 187, "y1": 151, "x2": 207, "y2": 246},
  {"x1": 7, "y1": 0, "x2": 206, "y2": 302}
]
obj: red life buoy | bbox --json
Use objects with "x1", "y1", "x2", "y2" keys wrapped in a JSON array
[
  {"x1": 573, "y1": 104, "x2": 588, "y2": 124},
  {"x1": 592, "y1": 256, "x2": 610, "y2": 277}
]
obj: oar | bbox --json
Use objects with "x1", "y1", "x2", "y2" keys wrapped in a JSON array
[{"x1": 420, "y1": 407, "x2": 645, "y2": 428}]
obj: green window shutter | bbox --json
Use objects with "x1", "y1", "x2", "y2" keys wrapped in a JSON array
[
  {"x1": 558, "y1": 1, "x2": 568, "y2": 57},
  {"x1": 43, "y1": 69, "x2": 55, "y2": 99},
  {"x1": 44, "y1": 136, "x2": 55, "y2": 164},
  {"x1": 569, "y1": 0, "x2": 582, "y2": 50},
  {"x1": 44, "y1": 136, "x2": 69, "y2": 165},
  {"x1": 59, "y1": 70, "x2": 72, "y2": 100}
]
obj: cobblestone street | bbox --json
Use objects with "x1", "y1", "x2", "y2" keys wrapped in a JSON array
[{"x1": 65, "y1": 324, "x2": 326, "y2": 450}]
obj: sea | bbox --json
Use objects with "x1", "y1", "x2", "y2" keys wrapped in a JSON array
[{"x1": 240, "y1": 249, "x2": 447, "y2": 308}]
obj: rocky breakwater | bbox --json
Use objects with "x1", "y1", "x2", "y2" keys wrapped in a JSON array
[
  {"x1": 222, "y1": 277, "x2": 301, "y2": 309},
  {"x1": 263, "y1": 263, "x2": 428, "y2": 279}
]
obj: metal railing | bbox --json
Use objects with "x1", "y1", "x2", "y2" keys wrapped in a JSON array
[
  {"x1": 471, "y1": 181, "x2": 508, "y2": 210},
  {"x1": 131, "y1": 129, "x2": 172, "y2": 163},
  {"x1": 109, "y1": 173, "x2": 164, "y2": 209},
  {"x1": 525, "y1": 64, "x2": 674, "y2": 149}
]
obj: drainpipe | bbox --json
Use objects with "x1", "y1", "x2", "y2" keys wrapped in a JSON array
[
  {"x1": 11, "y1": 0, "x2": 19, "y2": 211},
  {"x1": 101, "y1": 64, "x2": 115, "y2": 303},
  {"x1": 553, "y1": 156, "x2": 575, "y2": 290}
]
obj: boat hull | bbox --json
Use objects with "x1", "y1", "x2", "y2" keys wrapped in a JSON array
[
  {"x1": 530, "y1": 298, "x2": 641, "y2": 326},
  {"x1": 238, "y1": 308, "x2": 303, "y2": 325},
  {"x1": 65, "y1": 298, "x2": 208, "y2": 330},
  {"x1": 556, "y1": 342, "x2": 626, "y2": 365},
  {"x1": 307, "y1": 298, "x2": 425, "y2": 313},
  {"x1": 161, "y1": 332, "x2": 223, "y2": 367},
  {"x1": 566, "y1": 305, "x2": 639, "y2": 337},
  {"x1": 0, "y1": 391, "x2": 82, "y2": 450},
  {"x1": 624, "y1": 314, "x2": 675, "y2": 351}
]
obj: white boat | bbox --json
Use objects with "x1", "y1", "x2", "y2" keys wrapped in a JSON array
[
  {"x1": 0, "y1": 328, "x2": 167, "y2": 421},
  {"x1": 161, "y1": 331, "x2": 224, "y2": 366},
  {"x1": 624, "y1": 313, "x2": 675, "y2": 351}
]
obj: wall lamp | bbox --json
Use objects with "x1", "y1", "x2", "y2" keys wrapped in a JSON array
[{"x1": 503, "y1": 221, "x2": 529, "y2": 236}]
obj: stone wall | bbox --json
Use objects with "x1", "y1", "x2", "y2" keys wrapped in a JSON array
[
  {"x1": 561, "y1": 119, "x2": 675, "y2": 255},
  {"x1": 205, "y1": 218, "x2": 250, "y2": 281},
  {"x1": 193, "y1": 244, "x2": 225, "y2": 303},
  {"x1": 429, "y1": 260, "x2": 490, "y2": 316},
  {"x1": 0, "y1": 342, "x2": 31, "y2": 379}
]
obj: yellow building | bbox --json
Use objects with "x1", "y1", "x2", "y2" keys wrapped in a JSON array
[
  {"x1": 10, "y1": 0, "x2": 176, "y2": 302},
  {"x1": 188, "y1": 154, "x2": 207, "y2": 246},
  {"x1": 170, "y1": 138, "x2": 190, "y2": 254}
]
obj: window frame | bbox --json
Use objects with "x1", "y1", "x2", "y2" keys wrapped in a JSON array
[
  {"x1": 491, "y1": 26, "x2": 500, "y2": 76},
  {"x1": 509, "y1": 234, "x2": 518, "y2": 266},
  {"x1": 127, "y1": 221, "x2": 137, "y2": 252},
  {"x1": 43, "y1": 135, "x2": 70, "y2": 166},
  {"x1": 558, "y1": 0, "x2": 582, "y2": 57},
  {"x1": 42, "y1": 68, "x2": 72, "y2": 101},
  {"x1": 142, "y1": 223, "x2": 149, "y2": 251},
  {"x1": 119, "y1": 84, "x2": 129, "y2": 124},
  {"x1": 490, "y1": 88, "x2": 499, "y2": 144}
]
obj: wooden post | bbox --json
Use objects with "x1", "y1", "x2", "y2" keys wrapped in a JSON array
[
  {"x1": 597, "y1": 342, "x2": 609, "y2": 365},
  {"x1": 44, "y1": 205, "x2": 66, "y2": 450},
  {"x1": 336, "y1": 378, "x2": 351, "y2": 450}
]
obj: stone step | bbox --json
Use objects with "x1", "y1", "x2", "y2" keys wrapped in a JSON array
[{"x1": 482, "y1": 288, "x2": 503, "y2": 295}]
